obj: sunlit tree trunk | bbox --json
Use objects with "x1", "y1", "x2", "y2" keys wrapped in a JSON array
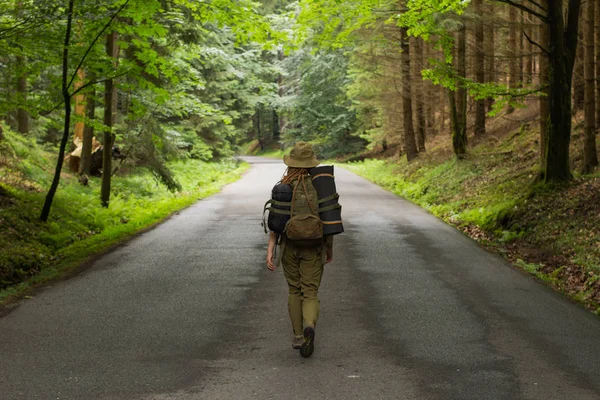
[
  {"x1": 583, "y1": 0, "x2": 598, "y2": 173},
  {"x1": 74, "y1": 69, "x2": 86, "y2": 141},
  {"x1": 80, "y1": 79, "x2": 96, "y2": 176}
]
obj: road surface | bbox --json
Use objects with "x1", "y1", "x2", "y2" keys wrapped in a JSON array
[{"x1": 2, "y1": 157, "x2": 600, "y2": 400}]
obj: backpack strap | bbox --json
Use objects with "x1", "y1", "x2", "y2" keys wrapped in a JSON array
[
  {"x1": 318, "y1": 203, "x2": 342, "y2": 213},
  {"x1": 318, "y1": 193, "x2": 339, "y2": 204},
  {"x1": 300, "y1": 175, "x2": 318, "y2": 215}
]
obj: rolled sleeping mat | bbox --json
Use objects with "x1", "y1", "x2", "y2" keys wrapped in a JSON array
[
  {"x1": 309, "y1": 165, "x2": 344, "y2": 236},
  {"x1": 266, "y1": 183, "x2": 293, "y2": 234}
]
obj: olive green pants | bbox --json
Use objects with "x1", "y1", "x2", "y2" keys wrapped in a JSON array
[{"x1": 282, "y1": 242, "x2": 325, "y2": 336}]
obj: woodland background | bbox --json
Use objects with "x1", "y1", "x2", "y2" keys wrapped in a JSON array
[{"x1": 1, "y1": 0, "x2": 599, "y2": 311}]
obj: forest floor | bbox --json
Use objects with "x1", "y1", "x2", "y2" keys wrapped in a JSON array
[
  {"x1": 343, "y1": 106, "x2": 600, "y2": 314},
  {"x1": 0, "y1": 130, "x2": 248, "y2": 304}
]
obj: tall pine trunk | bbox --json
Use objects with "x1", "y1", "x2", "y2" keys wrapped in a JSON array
[
  {"x1": 524, "y1": 13, "x2": 533, "y2": 84},
  {"x1": 583, "y1": 0, "x2": 598, "y2": 173},
  {"x1": 544, "y1": 0, "x2": 582, "y2": 182},
  {"x1": 414, "y1": 37, "x2": 426, "y2": 152},
  {"x1": 80, "y1": 80, "x2": 96, "y2": 176},
  {"x1": 101, "y1": 31, "x2": 119, "y2": 208},
  {"x1": 485, "y1": 2, "x2": 495, "y2": 112},
  {"x1": 474, "y1": 0, "x2": 486, "y2": 136},
  {"x1": 539, "y1": 0, "x2": 550, "y2": 171},
  {"x1": 596, "y1": 1, "x2": 600, "y2": 126},
  {"x1": 425, "y1": 42, "x2": 436, "y2": 136},
  {"x1": 16, "y1": 55, "x2": 29, "y2": 134},
  {"x1": 400, "y1": 27, "x2": 418, "y2": 161},
  {"x1": 572, "y1": 18, "x2": 585, "y2": 113},
  {"x1": 451, "y1": 25, "x2": 468, "y2": 157},
  {"x1": 507, "y1": 5, "x2": 518, "y2": 114}
]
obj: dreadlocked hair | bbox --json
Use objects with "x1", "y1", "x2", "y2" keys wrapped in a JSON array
[{"x1": 281, "y1": 167, "x2": 308, "y2": 184}]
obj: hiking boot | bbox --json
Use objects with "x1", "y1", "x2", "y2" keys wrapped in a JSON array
[
  {"x1": 292, "y1": 335, "x2": 304, "y2": 349},
  {"x1": 299, "y1": 326, "x2": 315, "y2": 358}
]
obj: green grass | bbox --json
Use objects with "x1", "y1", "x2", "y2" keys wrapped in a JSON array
[
  {"x1": 344, "y1": 154, "x2": 529, "y2": 234},
  {"x1": 0, "y1": 131, "x2": 248, "y2": 303},
  {"x1": 342, "y1": 124, "x2": 600, "y2": 312}
]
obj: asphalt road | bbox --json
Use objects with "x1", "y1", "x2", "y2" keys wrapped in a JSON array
[{"x1": 2, "y1": 156, "x2": 600, "y2": 400}]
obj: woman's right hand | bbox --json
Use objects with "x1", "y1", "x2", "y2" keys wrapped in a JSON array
[{"x1": 266, "y1": 250, "x2": 276, "y2": 271}]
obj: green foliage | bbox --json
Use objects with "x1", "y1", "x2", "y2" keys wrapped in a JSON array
[
  {"x1": 280, "y1": 48, "x2": 364, "y2": 157},
  {"x1": 0, "y1": 130, "x2": 247, "y2": 292}
]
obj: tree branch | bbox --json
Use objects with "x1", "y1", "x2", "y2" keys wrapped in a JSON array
[
  {"x1": 66, "y1": 0, "x2": 131, "y2": 91},
  {"x1": 40, "y1": 68, "x2": 137, "y2": 116},
  {"x1": 523, "y1": 29, "x2": 548, "y2": 55},
  {"x1": 71, "y1": 69, "x2": 133, "y2": 97},
  {"x1": 523, "y1": 0, "x2": 547, "y2": 12},
  {"x1": 494, "y1": 0, "x2": 548, "y2": 22}
]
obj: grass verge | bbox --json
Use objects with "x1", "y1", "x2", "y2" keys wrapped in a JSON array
[
  {"x1": 343, "y1": 122, "x2": 600, "y2": 314},
  {"x1": 0, "y1": 131, "x2": 248, "y2": 305}
]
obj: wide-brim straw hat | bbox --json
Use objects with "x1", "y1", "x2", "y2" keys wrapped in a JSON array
[{"x1": 283, "y1": 141, "x2": 320, "y2": 168}]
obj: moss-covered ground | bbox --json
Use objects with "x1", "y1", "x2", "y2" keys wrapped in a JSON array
[{"x1": 0, "y1": 130, "x2": 248, "y2": 303}]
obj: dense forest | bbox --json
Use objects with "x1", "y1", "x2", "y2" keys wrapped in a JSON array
[{"x1": 1, "y1": 0, "x2": 599, "y2": 305}]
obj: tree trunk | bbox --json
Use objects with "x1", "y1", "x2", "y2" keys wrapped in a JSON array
[
  {"x1": 74, "y1": 69, "x2": 86, "y2": 140},
  {"x1": 275, "y1": 49, "x2": 284, "y2": 140},
  {"x1": 539, "y1": 0, "x2": 550, "y2": 171},
  {"x1": 524, "y1": 13, "x2": 533, "y2": 84},
  {"x1": 544, "y1": 0, "x2": 582, "y2": 183},
  {"x1": 16, "y1": 55, "x2": 29, "y2": 134},
  {"x1": 400, "y1": 27, "x2": 418, "y2": 161},
  {"x1": 41, "y1": 0, "x2": 75, "y2": 222},
  {"x1": 101, "y1": 31, "x2": 119, "y2": 208},
  {"x1": 474, "y1": 0, "x2": 486, "y2": 136},
  {"x1": 572, "y1": 14, "x2": 585, "y2": 113},
  {"x1": 79, "y1": 81, "x2": 96, "y2": 176},
  {"x1": 519, "y1": 10, "x2": 525, "y2": 87},
  {"x1": 452, "y1": 25, "x2": 468, "y2": 157},
  {"x1": 414, "y1": 37, "x2": 426, "y2": 152},
  {"x1": 15, "y1": 1, "x2": 28, "y2": 135},
  {"x1": 507, "y1": 5, "x2": 518, "y2": 114},
  {"x1": 583, "y1": 0, "x2": 598, "y2": 173},
  {"x1": 596, "y1": 0, "x2": 600, "y2": 126},
  {"x1": 485, "y1": 2, "x2": 495, "y2": 112},
  {"x1": 254, "y1": 107, "x2": 262, "y2": 148},
  {"x1": 272, "y1": 109, "x2": 280, "y2": 140},
  {"x1": 425, "y1": 42, "x2": 435, "y2": 136},
  {"x1": 439, "y1": 85, "x2": 446, "y2": 133}
]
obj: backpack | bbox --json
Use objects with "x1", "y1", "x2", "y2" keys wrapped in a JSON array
[{"x1": 285, "y1": 174, "x2": 323, "y2": 242}]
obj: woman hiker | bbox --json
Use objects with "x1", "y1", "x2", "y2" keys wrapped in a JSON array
[{"x1": 266, "y1": 142, "x2": 333, "y2": 358}]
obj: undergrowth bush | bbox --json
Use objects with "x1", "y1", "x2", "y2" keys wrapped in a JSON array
[{"x1": 0, "y1": 131, "x2": 247, "y2": 292}]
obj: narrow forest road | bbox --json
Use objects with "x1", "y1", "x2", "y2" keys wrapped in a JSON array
[{"x1": 2, "y1": 157, "x2": 600, "y2": 400}]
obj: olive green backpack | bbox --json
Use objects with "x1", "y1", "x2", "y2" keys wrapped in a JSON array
[{"x1": 285, "y1": 175, "x2": 323, "y2": 242}]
